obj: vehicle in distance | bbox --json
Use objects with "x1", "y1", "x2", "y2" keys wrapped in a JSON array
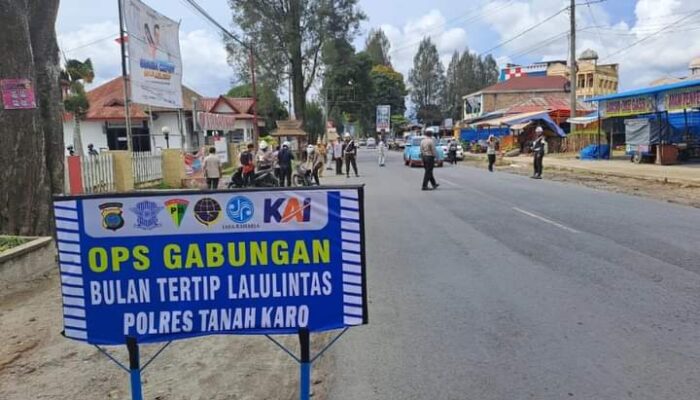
[
  {"x1": 366, "y1": 137, "x2": 377, "y2": 149},
  {"x1": 403, "y1": 136, "x2": 444, "y2": 167},
  {"x1": 438, "y1": 139, "x2": 464, "y2": 160}
]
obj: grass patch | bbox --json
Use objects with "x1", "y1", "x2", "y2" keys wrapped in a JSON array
[{"x1": 0, "y1": 236, "x2": 28, "y2": 253}]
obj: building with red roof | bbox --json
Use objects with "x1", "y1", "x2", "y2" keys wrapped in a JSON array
[
  {"x1": 462, "y1": 76, "x2": 572, "y2": 121},
  {"x1": 63, "y1": 77, "x2": 261, "y2": 153}
]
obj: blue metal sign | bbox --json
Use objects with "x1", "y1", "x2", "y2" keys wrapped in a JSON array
[{"x1": 53, "y1": 187, "x2": 368, "y2": 345}]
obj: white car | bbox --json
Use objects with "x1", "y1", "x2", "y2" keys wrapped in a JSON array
[
  {"x1": 438, "y1": 139, "x2": 464, "y2": 160},
  {"x1": 366, "y1": 138, "x2": 377, "y2": 149}
]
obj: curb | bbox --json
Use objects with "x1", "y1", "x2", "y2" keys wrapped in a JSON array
[{"x1": 507, "y1": 159, "x2": 700, "y2": 188}]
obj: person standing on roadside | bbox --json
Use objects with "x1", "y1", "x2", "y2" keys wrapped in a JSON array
[
  {"x1": 317, "y1": 140, "x2": 327, "y2": 177},
  {"x1": 486, "y1": 134, "x2": 499, "y2": 172},
  {"x1": 240, "y1": 143, "x2": 255, "y2": 186},
  {"x1": 332, "y1": 138, "x2": 344, "y2": 175},
  {"x1": 326, "y1": 141, "x2": 334, "y2": 170},
  {"x1": 420, "y1": 131, "x2": 439, "y2": 191},
  {"x1": 378, "y1": 138, "x2": 387, "y2": 166},
  {"x1": 203, "y1": 147, "x2": 222, "y2": 190},
  {"x1": 343, "y1": 133, "x2": 359, "y2": 178},
  {"x1": 305, "y1": 144, "x2": 322, "y2": 185},
  {"x1": 448, "y1": 140, "x2": 458, "y2": 165},
  {"x1": 531, "y1": 127, "x2": 547, "y2": 179},
  {"x1": 277, "y1": 141, "x2": 294, "y2": 187}
]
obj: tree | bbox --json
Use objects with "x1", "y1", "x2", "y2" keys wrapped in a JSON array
[
  {"x1": 440, "y1": 49, "x2": 501, "y2": 121},
  {"x1": 0, "y1": 0, "x2": 63, "y2": 235},
  {"x1": 304, "y1": 101, "x2": 324, "y2": 143},
  {"x1": 227, "y1": 83, "x2": 288, "y2": 132},
  {"x1": 62, "y1": 58, "x2": 94, "y2": 155},
  {"x1": 442, "y1": 51, "x2": 461, "y2": 121},
  {"x1": 369, "y1": 65, "x2": 406, "y2": 132},
  {"x1": 321, "y1": 39, "x2": 373, "y2": 135},
  {"x1": 365, "y1": 28, "x2": 391, "y2": 67},
  {"x1": 227, "y1": 0, "x2": 365, "y2": 120},
  {"x1": 408, "y1": 37, "x2": 445, "y2": 123}
]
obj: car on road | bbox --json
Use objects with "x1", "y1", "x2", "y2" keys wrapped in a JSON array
[
  {"x1": 396, "y1": 138, "x2": 406, "y2": 149},
  {"x1": 358, "y1": 138, "x2": 367, "y2": 147},
  {"x1": 366, "y1": 138, "x2": 377, "y2": 149},
  {"x1": 403, "y1": 136, "x2": 444, "y2": 167},
  {"x1": 438, "y1": 139, "x2": 464, "y2": 160}
]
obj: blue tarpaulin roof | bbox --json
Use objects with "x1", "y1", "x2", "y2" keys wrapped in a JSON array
[{"x1": 588, "y1": 78, "x2": 700, "y2": 103}]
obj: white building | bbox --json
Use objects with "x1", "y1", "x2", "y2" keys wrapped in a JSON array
[{"x1": 63, "y1": 77, "x2": 261, "y2": 154}]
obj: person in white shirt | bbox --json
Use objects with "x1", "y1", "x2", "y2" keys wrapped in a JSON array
[
  {"x1": 378, "y1": 139, "x2": 387, "y2": 166},
  {"x1": 203, "y1": 147, "x2": 222, "y2": 190}
]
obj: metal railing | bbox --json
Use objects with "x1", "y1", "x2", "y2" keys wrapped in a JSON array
[
  {"x1": 81, "y1": 153, "x2": 115, "y2": 194},
  {"x1": 132, "y1": 151, "x2": 163, "y2": 186}
]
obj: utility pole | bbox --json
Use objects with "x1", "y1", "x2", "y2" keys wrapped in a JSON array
[
  {"x1": 117, "y1": 0, "x2": 133, "y2": 152},
  {"x1": 249, "y1": 45, "x2": 259, "y2": 147},
  {"x1": 569, "y1": 0, "x2": 577, "y2": 131}
]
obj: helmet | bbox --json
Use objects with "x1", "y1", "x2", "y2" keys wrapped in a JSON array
[
  {"x1": 259, "y1": 141, "x2": 269, "y2": 150},
  {"x1": 535, "y1": 126, "x2": 544, "y2": 134},
  {"x1": 306, "y1": 144, "x2": 315, "y2": 154},
  {"x1": 344, "y1": 133, "x2": 351, "y2": 139},
  {"x1": 282, "y1": 141, "x2": 290, "y2": 148}
]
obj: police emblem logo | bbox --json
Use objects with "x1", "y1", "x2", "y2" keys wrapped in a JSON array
[
  {"x1": 193, "y1": 197, "x2": 222, "y2": 227},
  {"x1": 165, "y1": 199, "x2": 189, "y2": 227},
  {"x1": 98, "y1": 202, "x2": 125, "y2": 231},
  {"x1": 131, "y1": 200, "x2": 164, "y2": 230}
]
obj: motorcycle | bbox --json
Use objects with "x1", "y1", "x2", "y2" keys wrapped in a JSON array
[
  {"x1": 292, "y1": 164, "x2": 317, "y2": 187},
  {"x1": 228, "y1": 164, "x2": 280, "y2": 188}
]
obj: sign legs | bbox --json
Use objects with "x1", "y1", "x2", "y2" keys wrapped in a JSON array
[
  {"x1": 299, "y1": 329, "x2": 311, "y2": 400},
  {"x1": 126, "y1": 337, "x2": 144, "y2": 400}
]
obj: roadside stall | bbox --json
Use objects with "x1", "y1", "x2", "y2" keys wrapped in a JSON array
[
  {"x1": 470, "y1": 111, "x2": 567, "y2": 154},
  {"x1": 589, "y1": 80, "x2": 700, "y2": 164}
]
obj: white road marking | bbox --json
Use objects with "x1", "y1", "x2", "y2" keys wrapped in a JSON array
[
  {"x1": 441, "y1": 179, "x2": 459, "y2": 187},
  {"x1": 512, "y1": 207, "x2": 580, "y2": 234}
]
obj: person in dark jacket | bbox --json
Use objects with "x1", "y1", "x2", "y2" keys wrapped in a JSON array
[
  {"x1": 531, "y1": 127, "x2": 547, "y2": 179},
  {"x1": 277, "y1": 141, "x2": 294, "y2": 187},
  {"x1": 240, "y1": 143, "x2": 255, "y2": 186},
  {"x1": 342, "y1": 133, "x2": 359, "y2": 178}
]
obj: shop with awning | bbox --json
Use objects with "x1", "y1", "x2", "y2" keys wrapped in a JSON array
[{"x1": 588, "y1": 79, "x2": 700, "y2": 164}]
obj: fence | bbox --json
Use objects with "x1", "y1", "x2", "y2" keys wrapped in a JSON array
[
  {"x1": 81, "y1": 153, "x2": 115, "y2": 194},
  {"x1": 132, "y1": 151, "x2": 163, "y2": 187}
]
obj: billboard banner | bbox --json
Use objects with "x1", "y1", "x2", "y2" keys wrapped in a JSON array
[
  {"x1": 602, "y1": 96, "x2": 655, "y2": 117},
  {"x1": 53, "y1": 187, "x2": 368, "y2": 345},
  {"x1": 665, "y1": 87, "x2": 700, "y2": 112},
  {"x1": 124, "y1": 0, "x2": 183, "y2": 108},
  {"x1": 376, "y1": 105, "x2": 390, "y2": 132}
]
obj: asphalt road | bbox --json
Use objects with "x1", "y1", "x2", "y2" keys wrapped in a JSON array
[{"x1": 324, "y1": 149, "x2": 700, "y2": 400}]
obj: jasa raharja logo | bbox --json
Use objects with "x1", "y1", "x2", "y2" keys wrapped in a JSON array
[{"x1": 264, "y1": 197, "x2": 311, "y2": 223}]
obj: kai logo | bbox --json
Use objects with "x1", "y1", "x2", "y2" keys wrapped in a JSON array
[{"x1": 264, "y1": 197, "x2": 311, "y2": 223}]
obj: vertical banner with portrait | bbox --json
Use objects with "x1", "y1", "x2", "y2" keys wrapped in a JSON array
[{"x1": 123, "y1": 0, "x2": 184, "y2": 109}]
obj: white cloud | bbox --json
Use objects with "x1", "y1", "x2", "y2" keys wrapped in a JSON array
[
  {"x1": 59, "y1": 22, "x2": 232, "y2": 97},
  {"x1": 482, "y1": 0, "x2": 700, "y2": 90},
  {"x1": 381, "y1": 9, "x2": 469, "y2": 80}
]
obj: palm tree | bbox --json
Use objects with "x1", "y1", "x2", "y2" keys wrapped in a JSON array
[{"x1": 61, "y1": 58, "x2": 94, "y2": 156}]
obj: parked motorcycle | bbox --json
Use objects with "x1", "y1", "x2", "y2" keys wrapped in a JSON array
[{"x1": 228, "y1": 165, "x2": 280, "y2": 188}]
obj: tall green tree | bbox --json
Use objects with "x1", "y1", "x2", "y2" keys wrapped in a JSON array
[
  {"x1": 408, "y1": 37, "x2": 445, "y2": 124},
  {"x1": 369, "y1": 65, "x2": 406, "y2": 131},
  {"x1": 227, "y1": 0, "x2": 365, "y2": 120},
  {"x1": 0, "y1": 0, "x2": 63, "y2": 235},
  {"x1": 365, "y1": 28, "x2": 391, "y2": 67},
  {"x1": 304, "y1": 101, "x2": 324, "y2": 143},
  {"x1": 227, "y1": 83, "x2": 288, "y2": 132},
  {"x1": 62, "y1": 58, "x2": 94, "y2": 155},
  {"x1": 442, "y1": 51, "x2": 461, "y2": 121},
  {"x1": 321, "y1": 39, "x2": 373, "y2": 135}
]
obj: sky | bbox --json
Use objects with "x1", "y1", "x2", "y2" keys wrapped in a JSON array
[{"x1": 56, "y1": 0, "x2": 700, "y2": 98}]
